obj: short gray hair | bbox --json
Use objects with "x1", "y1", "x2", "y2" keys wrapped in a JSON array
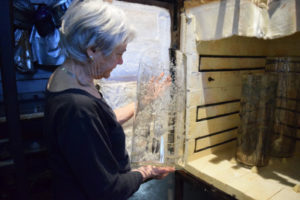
[{"x1": 60, "y1": 0, "x2": 135, "y2": 63}]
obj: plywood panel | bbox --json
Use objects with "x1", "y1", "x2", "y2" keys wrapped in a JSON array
[
  {"x1": 186, "y1": 139, "x2": 236, "y2": 162},
  {"x1": 198, "y1": 36, "x2": 270, "y2": 56},
  {"x1": 197, "y1": 102, "x2": 240, "y2": 120},
  {"x1": 199, "y1": 57, "x2": 266, "y2": 70},
  {"x1": 195, "y1": 129, "x2": 237, "y2": 151},
  {"x1": 187, "y1": 86, "x2": 242, "y2": 106},
  {"x1": 188, "y1": 70, "x2": 264, "y2": 90},
  {"x1": 189, "y1": 113, "x2": 240, "y2": 137}
]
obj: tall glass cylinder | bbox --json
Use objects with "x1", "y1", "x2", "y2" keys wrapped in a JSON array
[
  {"x1": 266, "y1": 57, "x2": 300, "y2": 157},
  {"x1": 131, "y1": 49, "x2": 185, "y2": 167},
  {"x1": 236, "y1": 74, "x2": 278, "y2": 167}
]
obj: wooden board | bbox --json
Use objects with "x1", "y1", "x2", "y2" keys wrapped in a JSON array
[
  {"x1": 187, "y1": 87, "x2": 241, "y2": 107},
  {"x1": 186, "y1": 139, "x2": 236, "y2": 162},
  {"x1": 188, "y1": 70, "x2": 264, "y2": 90},
  {"x1": 197, "y1": 32, "x2": 300, "y2": 57},
  {"x1": 189, "y1": 113, "x2": 240, "y2": 137},
  {"x1": 186, "y1": 103, "x2": 239, "y2": 161},
  {"x1": 196, "y1": 101, "x2": 240, "y2": 121},
  {"x1": 195, "y1": 129, "x2": 237, "y2": 151},
  {"x1": 199, "y1": 57, "x2": 266, "y2": 71}
]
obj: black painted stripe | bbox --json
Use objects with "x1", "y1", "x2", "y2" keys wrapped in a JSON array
[
  {"x1": 197, "y1": 99, "x2": 240, "y2": 109},
  {"x1": 196, "y1": 111, "x2": 239, "y2": 122},
  {"x1": 194, "y1": 138, "x2": 237, "y2": 153},
  {"x1": 281, "y1": 133, "x2": 300, "y2": 141},
  {"x1": 277, "y1": 96, "x2": 300, "y2": 102},
  {"x1": 195, "y1": 127, "x2": 238, "y2": 141},
  {"x1": 276, "y1": 107, "x2": 300, "y2": 114},
  {"x1": 278, "y1": 122, "x2": 300, "y2": 130}
]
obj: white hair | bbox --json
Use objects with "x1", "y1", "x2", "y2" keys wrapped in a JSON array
[{"x1": 60, "y1": 0, "x2": 135, "y2": 63}]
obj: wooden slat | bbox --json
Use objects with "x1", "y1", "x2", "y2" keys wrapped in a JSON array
[
  {"x1": 188, "y1": 70, "x2": 264, "y2": 90},
  {"x1": 199, "y1": 57, "x2": 266, "y2": 71},
  {"x1": 198, "y1": 36, "x2": 269, "y2": 56},
  {"x1": 189, "y1": 113, "x2": 240, "y2": 138},
  {"x1": 197, "y1": 32, "x2": 300, "y2": 57},
  {"x1": 187, "y1": 139, "x2": 236, "y2": 162},
  {"x1": 187, "y1": 86, "x2": 242, "y2": 107},
  {"x1": 276, "y1": 98, "x2": 300, "y2": 112},
  {"x1": 195, "y1": 129, "x2": 237, "y2": 151},
  {"x1": 197, "y1": 102, "x2": 240, "y2": 121}
]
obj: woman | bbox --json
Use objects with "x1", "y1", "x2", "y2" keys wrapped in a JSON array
[{"x1": 44, "y1": 0, "x2": 174, "y2": 200}]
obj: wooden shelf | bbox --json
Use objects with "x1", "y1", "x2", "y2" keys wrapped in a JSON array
[{"x1": 184, "y1": 146, "x2": 300, "y2": 200}]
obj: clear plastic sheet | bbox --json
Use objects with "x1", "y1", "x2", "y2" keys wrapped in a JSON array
[{"x1": 130, "y1": 50, "x2": 185, "y2": 167}]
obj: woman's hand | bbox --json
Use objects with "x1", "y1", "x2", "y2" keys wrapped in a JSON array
[
  {"x1": 141, "y1": 72, "x2": 172, "y2": 105},
  {"x1": 132, "y1": 165, "x2": 175, "y2": 181}
]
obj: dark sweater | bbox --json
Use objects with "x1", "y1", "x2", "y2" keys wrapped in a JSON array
[{"x1": 44, "y1": 88, "x2": 143, "y2": 200}]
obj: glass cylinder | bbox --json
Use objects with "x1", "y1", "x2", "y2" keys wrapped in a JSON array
[
  {"x1": 236, "y1": 74, "x2": 278, "y2": 167},
  {"x1": 131, "y1": 49, "x2": 185, "y2": 167},
  {"x1": 266, "y1": 57, "x2": 300, "y2": 157}
]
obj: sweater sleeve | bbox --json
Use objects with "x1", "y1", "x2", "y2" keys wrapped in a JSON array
[{"x1": 57, "y1": 107, "x2": 143, "y2": 200}]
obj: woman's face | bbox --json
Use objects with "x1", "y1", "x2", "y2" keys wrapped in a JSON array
[{"x1": 87, "y1": 43, "x2": 127, "y2": 79}]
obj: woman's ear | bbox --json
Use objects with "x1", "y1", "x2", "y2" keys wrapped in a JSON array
[
  {"x1": 87, "y1": 46, "x2": 104, "y2": 60},
  {"x1": 86, "y1": 47, "x2": 96, "y2": 58}
]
